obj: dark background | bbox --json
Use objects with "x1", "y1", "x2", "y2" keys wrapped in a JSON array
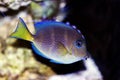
[{"x1": 65, "y1": 0, "x2": 120, "y2": 80}]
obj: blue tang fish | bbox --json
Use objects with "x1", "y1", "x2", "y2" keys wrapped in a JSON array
[{"x1": 10, "y1": 17, "x2": 89, "y2": 64}]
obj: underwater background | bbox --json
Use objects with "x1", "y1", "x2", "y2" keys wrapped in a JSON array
[{"x1": 0, "y1": 0, "x2": 120, "y2": 80}]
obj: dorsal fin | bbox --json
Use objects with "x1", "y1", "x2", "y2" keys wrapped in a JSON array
[{"x1": 34, "y1": 21, "x2": 72, "y2": 33}]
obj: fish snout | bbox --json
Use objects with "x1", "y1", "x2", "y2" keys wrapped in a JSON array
[{"x1": 82, "y1": 53, "x2": 89, "y2": 61}]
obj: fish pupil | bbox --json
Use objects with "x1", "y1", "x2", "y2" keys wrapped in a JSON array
[{"x1": 75, "y1": 40, "x2": 82, "y2": 48}]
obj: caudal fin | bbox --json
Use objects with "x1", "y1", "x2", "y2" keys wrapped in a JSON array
[{"x1": 10, "y1": 17, "x2": 34, "y2": 42}]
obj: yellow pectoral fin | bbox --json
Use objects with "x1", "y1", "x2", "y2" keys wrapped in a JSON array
[
  {"x1": 10, "y1": 17, "x2": 34, "y2": 42},
  {"x1": 56, "y1": 42, "x2": 69, "y2": 56}
]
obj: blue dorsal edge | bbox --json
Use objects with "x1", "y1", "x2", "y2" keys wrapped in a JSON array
[
  {"x1": 31, "y1": 43, "x2": 63, "y2": 64},
  {"x1": 34, "y1": 21, "x2": 72, "y2": 32}
]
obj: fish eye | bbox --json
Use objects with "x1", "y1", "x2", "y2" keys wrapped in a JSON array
[{"x1": 75, "y1": 40, "x2": 82, "y2": 48}]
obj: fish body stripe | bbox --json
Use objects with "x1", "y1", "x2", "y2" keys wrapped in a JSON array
[
  {"x1": 48, "y1": 28, "x2": 55, "y2": 54},
  {"x1": 64, "y1": 29, "x2": 68, "y2": 45}
]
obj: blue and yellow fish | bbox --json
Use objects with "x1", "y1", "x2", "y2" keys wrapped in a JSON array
[{"x1": 10, "y1": 18, "x2": 89, "y2": 64}]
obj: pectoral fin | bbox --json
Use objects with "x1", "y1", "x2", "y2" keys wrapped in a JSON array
[{"x1": 56, "y1": 42, "x2": 70, "y2": 56}]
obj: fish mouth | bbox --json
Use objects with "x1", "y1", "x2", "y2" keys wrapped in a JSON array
[{"x1": 82, "y1": 54, "x2": 89, "y2": 61}]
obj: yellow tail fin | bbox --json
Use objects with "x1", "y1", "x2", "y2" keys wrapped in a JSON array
[{"x1": 10, "y1": 17, "x2": 34, "y2": 42}]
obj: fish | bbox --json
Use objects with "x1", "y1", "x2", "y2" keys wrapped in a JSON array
[{"x1": 10, "y1": 17, "x2": 89, "y2": 64}]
